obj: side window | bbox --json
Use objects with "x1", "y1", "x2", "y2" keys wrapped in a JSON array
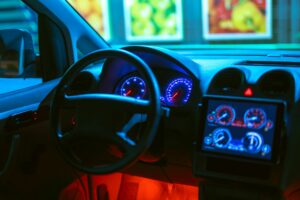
[{"x1": 0, "y1": 0, "x2": 42, "y2": 95}]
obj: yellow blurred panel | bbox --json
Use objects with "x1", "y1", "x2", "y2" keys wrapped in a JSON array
[{"x1": 67, "y1": 0, "x2": 110, "y2": 40}]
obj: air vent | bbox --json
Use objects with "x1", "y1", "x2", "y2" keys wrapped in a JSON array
[
  {"x1": 209, "y1": 68, "x2": 245, "y2": 94},
  {"x1": 258, "y1": 70, "x2": 294, "y2": 99}
]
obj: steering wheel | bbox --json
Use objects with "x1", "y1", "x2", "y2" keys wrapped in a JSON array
[{"x1": 50, "y1": 49, "x2": 161, "y2": 174}]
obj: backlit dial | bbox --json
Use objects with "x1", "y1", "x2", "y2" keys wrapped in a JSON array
[
  {"x1": 165, "y1": 78, "x2": 193, "y2": 106},
  {"x1": 120, "y1": 76, "x2": 146, "y2": 99},
  {"x1": 242, "y1": 132, "x2": 263, "y2": 153},
  {"x1": 212, "y1": 128, "x2": 232, "y2": 149},
  {"x1": 215, "y1": 105, "x2": 236, "y2": 126},
  {"x1": 244, "y1": 108, "x2": 267, "y2": 129}
]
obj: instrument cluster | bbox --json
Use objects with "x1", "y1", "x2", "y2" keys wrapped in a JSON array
[
  {"x1": 201, "y1": 97, "x2": 281, "y2": 161},
  {"x1": 115, "y1": 72, "x2": 194, "y2": 107},
  {"x1": 204, "y1": 105, "x2": 273, "y2": 156},
  {"x1": 207, "y1": 105, "x2": 273, "y2": 130}
]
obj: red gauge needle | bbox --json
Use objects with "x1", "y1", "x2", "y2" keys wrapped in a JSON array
[
  {"x1": 125, "y1": 90, "x2": 132, "y2": 96},
  {"x1": 171, "y1": 91, "x2": 180, "y2": 101}
]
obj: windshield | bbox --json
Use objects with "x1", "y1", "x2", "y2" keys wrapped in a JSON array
[{"x1": 67, "y1": 0, "x2": 300, "y2": 49}]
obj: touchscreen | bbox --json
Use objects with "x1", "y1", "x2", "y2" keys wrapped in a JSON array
[{"x1": 201, "y1": 98, "x2": 279, "y2": 161}]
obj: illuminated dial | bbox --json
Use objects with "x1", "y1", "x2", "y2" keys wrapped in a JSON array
[
  {"x1": 261, "y1": 144, "x2": 271, "y2": 155},
  {"x1": 207, "y1": 114, "x2": 215, "y2": 123},
  {"x1": 242, "y1": 132, "x2": 263, "y2": 153},
  {"x1": 165, "y1": 78, "x2": 193, "y2": 106},
  {"x1": 212, "y1": 128, "x2": 232, "y2": 149},
  {"x1": 120, "y1": 76, "x2": 146, "y2": 99},
  {"x1": 215, "y1": 105, "x2": 236, "y2": 126},
  {"x1": 244, "y1": 108, "x2": 267, "y2": 129}
]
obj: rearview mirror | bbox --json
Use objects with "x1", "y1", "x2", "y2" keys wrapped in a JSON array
[{"x1": 0, "y1": 29, "x2": 35, "y2": 77}]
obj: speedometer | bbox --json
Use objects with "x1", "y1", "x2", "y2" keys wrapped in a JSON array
[
  {"x1": 165, "y1": 78, "x2": 193, "y2": 106},
  {"x1": 119, "y1": 76, "x2": 146, "y2": 99}
]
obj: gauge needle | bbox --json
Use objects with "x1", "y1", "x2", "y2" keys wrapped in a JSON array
[
  {"x1": 171, "y1": 91, "x2": 180, "y2": 101},
  {"x1": 250, "y1": 135, "x2": 254, "y2": 145},
  {"x1": 219, "y1": 113, "x2": 228, "y2": 120},
  {"x1": 249, "y1": 116, "x2": 258, "y2": 121},
  {"x1": 215, "y1": 135, "x2": 225, "y2": 143},
  {"x1": 125, "y1": 90, "x2": 132, "y2": 96}
]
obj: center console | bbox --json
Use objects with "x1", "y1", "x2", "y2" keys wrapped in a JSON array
[{"x1": 193, "y1": 95, "x2": 286, "y2": 199}]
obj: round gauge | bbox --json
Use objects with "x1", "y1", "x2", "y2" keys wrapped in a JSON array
[
  {"x1": 244, "y1": 108, "x2": 267, "y2": 129},
  {"x1": 204, "y1": 136, "x2": 213, "y2": 145},
  {"x1": 215, "y1": 105, "x2": 236, "y2": 126},
  {"x1": 212, "y1": 128, "x2": 232, "y2": 149},
  {"x1": 207, "y1": 114, "x2": 215, "y2": 123},
  {"x1": 261, "y1": 144, "x2": 271, "y2": 155},
  {"x1": 242, "y1": 132, "x2": 263, "y2": 153},
  {"x1": 119, "y1": 76, "x2": 146, "y2": 99},
  {"x1": 165, "y1": 78, "x2": 193, "y2": 106}
]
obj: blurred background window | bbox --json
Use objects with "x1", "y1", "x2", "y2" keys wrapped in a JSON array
[
  {"x1": 0, "y1": 1, "x2": 40, "y2": 94},
  {"x1": 0, "y1": 0, "x2": 38, "y2": 53}
]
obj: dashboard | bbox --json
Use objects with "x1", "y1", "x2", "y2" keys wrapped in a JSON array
[
  {"x1": 70, "y1": 47, "x2": 300, "y2": 120},
  {"x1": 73, "y1": 47, "x2": 298, "y2": 110},
  {"x1": 67, "y1": 46, "x2": 300, "y2": 189}
]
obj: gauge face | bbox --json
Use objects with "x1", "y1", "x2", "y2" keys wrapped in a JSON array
[
  {"x1": 242, "y1": 132, "x2": 263, "y2": 153},
  {"x1": 207, "y1": 114, "x2": 215, "y2": 123},
  {"x1": 120, "y1": 76, "x2": 146, "y2": 99},
  {"x1": 261, "y1": 144, "x2": 271, "y2": 155},
  {"x1": 165, "y1": 78, "x2": 193, "y2": 106},
  {"x1": 215, "y1": 105, "x2": 236, "y2": 126},
  {"x1": 244, "y1": 108, "x2": 267, "y2": 129},
  {"x1": 212, "y1": 128, "x2": 232, "y2": 149}
]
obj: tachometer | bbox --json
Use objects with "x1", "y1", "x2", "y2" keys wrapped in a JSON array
[
  {"x1": 165, "y1": 78, "x2": 193, "y2": 106},
  {"x1": 120, "y1": 76, "x2": 146, "y2": 99},
  {"x1": 244, "y1": 108, "x2": 267, "y2": 129}
]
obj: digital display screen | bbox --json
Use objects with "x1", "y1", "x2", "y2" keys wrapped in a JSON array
[{"x1": 201, "y1": 98, "x2": 281, "y2": 161}]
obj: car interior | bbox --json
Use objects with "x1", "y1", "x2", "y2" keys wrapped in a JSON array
[{"x1": 0, "y1": 0, "x2": 300, "y2": 199}]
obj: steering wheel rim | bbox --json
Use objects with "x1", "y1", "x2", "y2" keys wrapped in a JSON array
[{"x1": 50, "y1": 49, "x2": 161, "y2": 174}]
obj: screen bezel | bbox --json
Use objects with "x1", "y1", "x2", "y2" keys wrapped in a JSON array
[{"x1": 198, "y1": 95, "x2": 285, "y2": 164}]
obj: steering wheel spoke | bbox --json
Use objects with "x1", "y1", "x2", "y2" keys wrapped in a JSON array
[
  {"x1": 114, "y1": 132, "x2": 136, "y2": 153},
  {"x1": 63, "y1": 93, "x2": 151, "y2": 113},
  {"x1": 113, "y1": 113, "x2": 147, "y2": 153}
]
